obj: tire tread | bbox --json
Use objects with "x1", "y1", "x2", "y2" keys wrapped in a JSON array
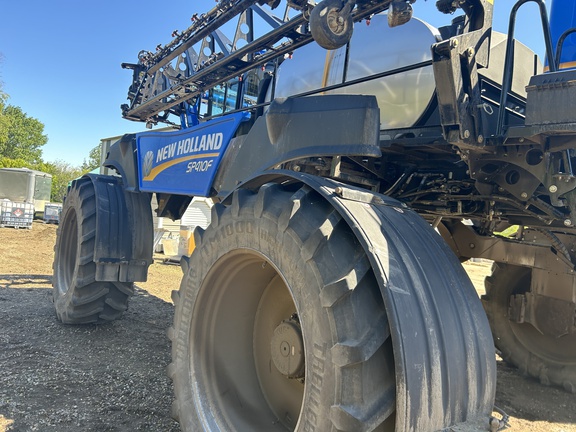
[
  {"x1": 282, "y1": 185, "x2": 395, "y2": 431},
  {"x1": 170, "y1": 183, "x2": 396, "y2": 431},
  {"x1": 484, "y1": 263, "x2": 576, "y2": 393},
  {"x1": 52, "y1": 176, "x2": 135, "y2": 325}
]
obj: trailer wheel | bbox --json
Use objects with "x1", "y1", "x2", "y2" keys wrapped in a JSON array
[
  {"x1": 484, "y1": 263, "x2": 576, "y2": 392},
  {"x1": 169, "y1": 184, "x2": 396, "y2": 431},
  {"x1": 53, "y1": 177, "x2": 134, "y2": 324},
  {"x1": 310, "y1": 0, "x2": 353, "y2": 50}
]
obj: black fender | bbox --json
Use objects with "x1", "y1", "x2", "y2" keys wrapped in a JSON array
[
  {"x1": 103, "y1": 134, "x2": 140, "y2": 192},
  {"x1": 239, "y1": 170, "x2": 497, "y2": 431},
  {"x1": 84, "y1": 174, "x2": 153, "y2": 282},
  {"x1": 213, "y1": 94, "x2": 382, "y2": 198}
]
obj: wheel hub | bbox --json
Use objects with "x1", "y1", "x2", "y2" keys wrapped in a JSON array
[
  {"x1": 270, "y1": 318, "x2": 305, "y2": 379},
  {"x1": 326, "y1": 10, "x2": 346, "y2": 35}
]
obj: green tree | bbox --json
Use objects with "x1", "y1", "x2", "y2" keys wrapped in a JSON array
[
  {"x1": 0, "y1": 105, "x2": 47, "y2": 164},
  {"x1": 81, "y1": 143, "x2": 102, "y2": 172},
  {"x1": 0, "y1": 52, "x2": 6, "y2": 104},
  {"x1": 0, "y1": 156, "x2": 29, "y2": 169},
  {"x1": 0, "y1": 94, "x2": 9, "y2": 148},
  {"x1": 39, "y1": 160, "x2": 83, "y2": 203},
  {"x1": 0, "y1": 59, "x2": 79, "y2": 203}
]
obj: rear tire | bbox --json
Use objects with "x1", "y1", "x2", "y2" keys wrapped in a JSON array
[
  {"x1": 484, "y1": 263, "x2": 576, "y2": 392},
  {"x1": 53, "y1": 177, "x2": 134, "y2": 324},
  {"x1": 170, "y1": 184, "x2": 395, "y2": 431}
]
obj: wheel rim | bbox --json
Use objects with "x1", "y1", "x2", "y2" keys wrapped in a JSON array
[
  {"x1": 55, "y1": 208, "x2": 78, "y2": 295},
  {"x1": 325, "y1": 8, "x2": 347, "y2": 36},
  {"x1": 190, "y1": 249, "x2": 304, "y2": 431},
  {"x1": 509, "y1": 270, "x2": 576, "y2": 364}
]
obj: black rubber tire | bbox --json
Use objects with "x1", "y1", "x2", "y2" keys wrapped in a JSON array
[
  {"x1": 484, "y1": 263, "x2": 576, "y2": 393},
  {"x1": 169, "y1": 184, "x2": 396, "y2": 431},
  {"x1": 52, "y1": 177, "x2": 134, "y2": 324},
  {"x1": 309, "y1": 0, "x2": 353, "y2": 50}
]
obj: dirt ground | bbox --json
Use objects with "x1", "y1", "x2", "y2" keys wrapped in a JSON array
[{"x1": 0, "y1": 221, "x2": 574, "y2": 431}]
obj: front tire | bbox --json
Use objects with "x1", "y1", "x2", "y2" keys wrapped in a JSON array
[
  {"x1": 170, "y1": 184, "x2": 395, "y2": 431},
  {"x1": 53, "y1": 177, "x2": 134, "y2": 324}
]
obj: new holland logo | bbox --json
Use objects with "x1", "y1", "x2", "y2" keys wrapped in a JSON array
[{"x1": 143, "y1": 151, "x2": 154, "y2": 178}]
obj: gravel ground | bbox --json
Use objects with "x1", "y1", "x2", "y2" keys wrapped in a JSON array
[
  {"x1": 0, "y1": 280, "x2": 179, "y2": 431},
  {"x1": 1, "y1": 222, "x2": 575, "y2": 431},
  {"x1": 0, "y1": 222, "x2": 181, "y2": 431}
]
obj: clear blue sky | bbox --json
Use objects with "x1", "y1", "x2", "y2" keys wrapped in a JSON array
[{"x1": 0, "y1": 0, "x2": 551, "y2": 166}]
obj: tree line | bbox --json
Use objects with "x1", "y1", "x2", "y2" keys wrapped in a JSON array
[{"x1": 0, "y1": 82, "x2": 100, "y2": 202}]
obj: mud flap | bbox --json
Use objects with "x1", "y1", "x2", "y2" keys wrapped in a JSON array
[
  {"x1": 241, "y1": 171, "x2": 496, "y2": 431},
  {"x1": 83, "y1": 174, "x2": 153, "y2": 282}
]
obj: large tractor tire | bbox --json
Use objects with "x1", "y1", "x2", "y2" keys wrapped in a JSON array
[
  {"x1": 169, "y1": 182, "x2": 494, "y2": 431},
  {"x1": 53, "y1": 177, "x2": 134, "y2": 324},
  {"x1": 170, "y1": 184, "x2": 395, "y2": 431},
  {"x1": 484, "y1": 263, "x2": 576, "y2": 392}
]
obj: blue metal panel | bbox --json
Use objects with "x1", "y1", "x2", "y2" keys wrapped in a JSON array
[
  {"x1": 136, "y1": 112, "x2": 249, "y2": 196},
  {"x1": 550, "y1": 0, "x2": 576, "y2": 68}
]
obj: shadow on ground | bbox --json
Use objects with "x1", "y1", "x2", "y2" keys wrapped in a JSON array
[
  {"x1": 494, "y1": 357, "x2": 576, "y2": 426},
  {"x1": 0, "y1": 283, "x2": 178, "y2": 432},
  {"x1": 0, "y1": 274, "x2": 52, "y2": 289},
  {"x1": 1, "y1": 274, "x2": 575, "y2": 431}
]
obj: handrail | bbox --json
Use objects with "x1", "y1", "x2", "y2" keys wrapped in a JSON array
[
  {"x1": 555, "y1": 27, "x2": 576, "y2": 69},
  {"x1": 495, "y1": 0, "x2": 556, "y2": 137}
]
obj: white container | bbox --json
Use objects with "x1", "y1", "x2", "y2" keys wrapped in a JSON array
[
  {"x1": 162, "y1": 237, "x2": 180, "y2": 257},
  {"x1": 43, "y1": 203, "x2": 63, "y2": 224},
  {"x1": 0, "y1": 200, "x2": 34, "y2": 229}
]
